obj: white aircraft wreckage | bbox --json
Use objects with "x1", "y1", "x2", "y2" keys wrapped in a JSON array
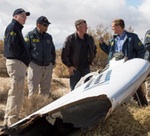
[{"x1": 0, "y1": 58, "x2": 150, "y2": 136}]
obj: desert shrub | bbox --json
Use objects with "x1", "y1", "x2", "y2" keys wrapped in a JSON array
[
  {"x1": 0, "y1": 40, "x2": 4, "y2": 54},
  {"x1": 54, "y1": 61, "x2": 69, "y2": 78},
  {"x1": 51, "y1": 78, "x2": 68, "y2": 90},
  {"x1": 0, "y1": 90, "x2": 8, "y2": 104},
  {"x1": 0, "y1": 40, "x2": 8, "y2": 77},
  {"x1": 54, "y1": 49, "x2": 69, "y2": 78},
  {"x1": 91, "y1": 46, "x2": 108, "y2": 72},
  {"x1": 0, "y1": 54, "x2": 8, "y2": 77},
  {"x1": 0, "y1": 86, "x2": 9, "y2": 104},
  {"x1": 0, "y1": 77, "x2": 69, "y2": 120},
  {"x1": 20, "y1": 95, "x2": 53, "y2": 118},
  {"x1": 20, "y1": 78, "x2": 69, "y2": 118}
]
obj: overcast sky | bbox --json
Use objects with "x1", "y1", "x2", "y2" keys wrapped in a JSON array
[{"x1": 0, "y1": 0, "x2": 149, "y2": 48}]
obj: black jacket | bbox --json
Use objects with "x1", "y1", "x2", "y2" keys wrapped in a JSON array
[
  {"x1": 100, "y1": 31, "x2": 146, "y2": 63},
  {"x1": 25, "y1": 28, "x2": 56, "y2": 66},
  {"x1": 4, "y1": 19, "x2": 30, "y2": 66},
  {"x1": 61, "y1": 32, "x2": 96, "y2": 68}
]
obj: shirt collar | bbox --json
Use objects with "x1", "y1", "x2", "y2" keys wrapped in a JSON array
[{"x1": 117, "y1": 31, "x2": 126, "y2": 40}]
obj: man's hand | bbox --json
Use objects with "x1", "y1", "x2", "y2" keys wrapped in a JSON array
[
  {"x1": 99, "y1": 36, "x2": 104, "y2": 44},
  {"x1": 68, "y1": 66, "x2": 76, "y2": 76}
]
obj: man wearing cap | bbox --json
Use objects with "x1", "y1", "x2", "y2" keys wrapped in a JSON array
[
  {"x1": 25, "y1": 16, "x2": 56, "y2": 98},
  {"x1": 61, "y1": 19, "x2": 96, "y2": 91},
  {"x1": 3, "y1": 8, "x2": 30, "y2": 126}
]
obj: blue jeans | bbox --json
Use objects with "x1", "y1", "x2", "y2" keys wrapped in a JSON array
[{"x1": 70, "y1": 66, "x2": 90, "y2": 91}]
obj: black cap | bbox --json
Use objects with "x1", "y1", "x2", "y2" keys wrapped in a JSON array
[
  {"x1": 36, "y1": 16, "x2": 51, "y2": 25},
  {"x1": 13, "y1": 8, "x2": 30, "y2": 17},
  {"x1": 75, "y1": 19, "x2": 86, "y2": 27}
]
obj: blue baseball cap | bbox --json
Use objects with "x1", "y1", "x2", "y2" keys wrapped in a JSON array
[
  {"x1": 36, "y1": 16, "x2": 51, "y2": 25},
  {"x1": 13, "y1": 8, "x2": 30, "y2": 16}
]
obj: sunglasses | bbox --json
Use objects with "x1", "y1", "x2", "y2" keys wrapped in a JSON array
[{"x1": 42, "y1": 23, "x2": 49, "y2": 27}]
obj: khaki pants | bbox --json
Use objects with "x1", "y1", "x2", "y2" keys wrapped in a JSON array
[
  {"x1": 4, "y1": 59, "x2": 27, "y2": 126},
  {"x1": 27, "y1": 62, "x2": 53, "y2": 98}
]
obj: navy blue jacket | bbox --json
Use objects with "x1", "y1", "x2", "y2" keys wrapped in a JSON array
[
  {"x1": 25, "y1": 28, "x2": 56, "y2": 66},
  {"x1": 99, "y1": 31, "x2": 146, "y2": 63},
  {"x1": 4, "y1": 19, "x2": 30, "y2": 66}
]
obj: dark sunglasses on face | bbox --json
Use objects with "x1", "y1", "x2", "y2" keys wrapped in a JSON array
[{"x1": 42, "y1": 23, "x2": 49, "y2": 27}]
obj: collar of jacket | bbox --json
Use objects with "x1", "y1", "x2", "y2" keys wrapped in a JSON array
[
  {"x1": 12, "y1": 19, "x2": 24, "y2": 30},
  {"x1": 112, "y1": 30, "x2": 131, "y2": 41},
  {"x1": 113, "y1": 30, "x2": 127, "y2": 38},
  {"x1": 74, "y1": 32, "x2": 88, "y2": 40},
  {"x1": 33, "y1": 27, "x2": 46, "y2": 36}
]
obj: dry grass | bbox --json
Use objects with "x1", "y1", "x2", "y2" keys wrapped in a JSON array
[
  {"x1": 83, "y1": 104, "x2": 150, "y2": 136},
  {"x1": 20, "y1": 95, "x2": 53, "y2": 118},
  {"x1": 0, "y1": 77, "x2": 69, "y2": 122},
  {"x1": 0, "y1": 54, "x2": 8, "y2": 77},
  {"x1": 21, "y1": 78, "x2": 70, "y2": 118}
]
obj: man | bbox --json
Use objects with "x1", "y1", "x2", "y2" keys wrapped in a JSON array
[
  {"x1": 144, "y1": 30, "x2": 150, "y2": 103},
  {"x1": 99, "y1": 19, "x2": 148, "y2": 107},
  {"x1": 3, "y1": 8, "x2": 30, "y2": 126},
  {"x1": 61, "y1": 19, "x2": 96, "y2": 91},
  {"x1": 25, "y1": 16, "x2": 56, "y2": 98}
]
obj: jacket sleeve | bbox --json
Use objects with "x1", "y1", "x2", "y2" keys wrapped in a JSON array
[
  {"x1": 4, "y1": 27, "x2": 21, "y2": 56},
  {"x1": 133, "y1": 34, "x2": 146, "y2": 58},
  {"x1": 91, "y1": 36, "x2": 97, "y2": 58},
  {"x1": 51, "y1": 39, "x2": 56, "y2": 65},
  {"x1": 99, "y1": 42, "x2": 110, "y2": 55},
  {"x1": 24, "y1": 33, "x2": 30, "y2": 46},
  {"x1": 61, "y1": 36, "x2": 73, "y2": 67},
  {"x1": 24, "y1": 32, "x2": 34, "y2": 53}
]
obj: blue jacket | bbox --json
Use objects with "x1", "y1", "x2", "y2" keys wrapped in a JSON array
[
  {"x1": 99, "y1": 31, "x2": 146, "y2": 63},
  {"x1": 4, "y1": 19, "x2": 30, "y2": 66},
  {"x1": 25, "y1": 28, "x2": 56, "y2": 66}
]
